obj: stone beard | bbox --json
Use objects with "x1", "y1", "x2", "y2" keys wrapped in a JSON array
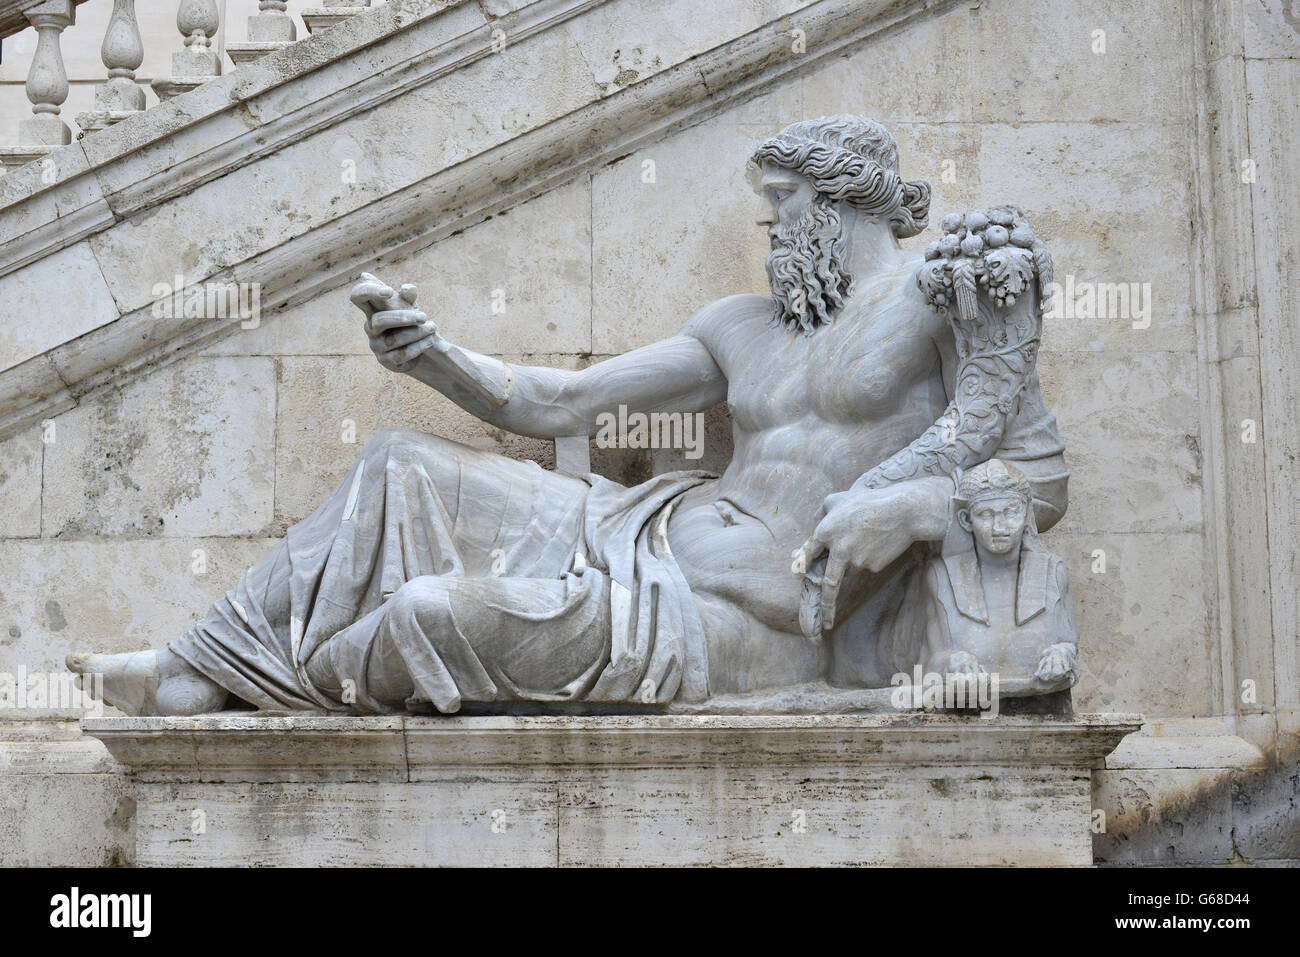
[{"x1": 765, "y1": 197, "x2": 852, "y2": 334}]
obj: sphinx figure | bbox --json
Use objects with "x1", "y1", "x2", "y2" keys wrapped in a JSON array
[
  {"x1": 923, "y1": 458, "x2": 1079, "y2": 696},
  {"x1": 66, "y1": 115, "x2": 1069, "y2": 716}
]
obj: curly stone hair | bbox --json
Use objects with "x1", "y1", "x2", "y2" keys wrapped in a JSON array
[{"x1": 750, "y1": 116, "x2": 931, "y2": 239}]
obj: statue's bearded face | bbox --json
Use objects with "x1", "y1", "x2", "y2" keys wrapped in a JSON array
[{"x1": 755, "y1": 161, "x2": 852, "y2": 334}]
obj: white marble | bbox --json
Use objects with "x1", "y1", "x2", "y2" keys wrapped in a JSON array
[{"x1": 82, "y1": 713, "x2": 1142, "y2": 866}]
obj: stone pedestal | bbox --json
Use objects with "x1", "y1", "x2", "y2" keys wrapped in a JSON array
[
  {"x1": 227, "y1": 0, "x2": 298, "y2": 64},
  {"x1": 82, "y1": 713, "x2": 1140, "y2": 867},
  {"x1": 302, "y1": 2, "x2": 371, "y2": 36},
  {"x1": 0, "y1": 143, "x2": 62, "y2": 171}
]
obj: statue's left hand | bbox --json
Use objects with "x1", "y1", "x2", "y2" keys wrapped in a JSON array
[
  {"x1": 351, "y1": 273, "x2": 443, "y2": 372},
  {"x1": 792, "y1": 476, "x2": 952, "y2": 633}
]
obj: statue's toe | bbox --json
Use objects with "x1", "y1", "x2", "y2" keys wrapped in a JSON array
[{"x1": 66, "y1": 652, "x2": 90, "y2": 673}]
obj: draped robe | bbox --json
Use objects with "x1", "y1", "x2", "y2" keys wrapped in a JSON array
[{"x1": 171, "y1": 429, "x2": 712, "y2": 714}]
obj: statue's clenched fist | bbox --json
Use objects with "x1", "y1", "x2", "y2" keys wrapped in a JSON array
[
  {"x1": 350, "y1": 272, "x2": 444, "y2": 372},
  {"x1": 1035, "y1": 642, "x2": 1078, "y2": 686}
]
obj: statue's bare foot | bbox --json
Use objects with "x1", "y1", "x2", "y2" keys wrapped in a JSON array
[
  {"x1": 1034, "y1": 642, "x2": 1078, "y2": 687},
  {"x1": 66, "y1": 647, "x2": 228, "y2": 716}
]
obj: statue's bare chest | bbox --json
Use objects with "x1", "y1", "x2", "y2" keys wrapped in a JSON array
[{"x1": 723, "y1": 318, "x2": 916, "y2": 432}]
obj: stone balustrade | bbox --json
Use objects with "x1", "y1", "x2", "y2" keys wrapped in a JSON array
[{"x1": 0, "y1": 0, "x2": 378, "y2": 170}]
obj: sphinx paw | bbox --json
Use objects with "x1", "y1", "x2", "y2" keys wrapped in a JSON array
[{"x1": 1035, "y1": 643, "x2": 1078, "y2": 685}]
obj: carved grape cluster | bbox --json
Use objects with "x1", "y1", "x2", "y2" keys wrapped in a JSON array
[{"x1": 917, "y1": 208, "x2": 1053, "y2": 320}]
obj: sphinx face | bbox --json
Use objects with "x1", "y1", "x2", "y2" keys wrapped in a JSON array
[{"x1": 965, "y1": 494, "x2": 1028, "y2": 556}]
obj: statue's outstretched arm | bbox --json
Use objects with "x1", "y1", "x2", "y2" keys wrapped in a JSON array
[
  {"x1": 479, "y1": 332, "x2": 727, "y2": 439},
  {"x1": 350, "y1": 272, "x2": 727, "y2": 439}
]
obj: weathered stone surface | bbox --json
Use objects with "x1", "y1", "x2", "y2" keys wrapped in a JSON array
[
  {"x1": 0, "y1": 426, "x2": 42, "y2": 537},
  {"x1": 1244, "y1": 56, "x2": 1300, "y2": 724},
  {"x1": 888, "y1": 122, "x2": 984, "y2": 241},
  {"x1": 970, "y1": 0, "x2": 1193, "y2": 124},
  {"x1": 975, "y1": 121, "x2": 1196, "y2": 356},
  {"x1": 0, "y1": 720, "x2": 133, "y2": 867},
  {"x1": 382, "y1": 180, "x2": 593, "y2": 357},
  {"x1": 0, "y1": 241, "x2": 119, "y2": 372},
  {"x1": 590, "y1": 106, "x2": 781, "y2": 353},
  {"x1": 1038, "y1": 350, "x2": 1203, "y2": 535},
  {"x1": 1229, "y1": 743, "x2": 1300, "y2": 863},
  {"x1": 802, "y1": 4, "x2": 972, "y2": 125},
  {"x1": 83, "y1": 713, "x2": 1141, "y2": 866},
  {"x1": 202, "y1": 179, "x2": 594, "y2": 360},
  {"x1": 42, "y1": 357, "x2": 276, "y2": 538},
  {"x1": 1048, "y1": 532, "x2": 1212, "y2": 716},
  {"x1": 1243, "y1": 0, "x2": 1300, "y2": 59},
  {"x1": 0, "y1": 538, "x2": 279, "y2": 716},
  {"x1": 1093, "y1": 720, "x2": 1300, "y2": 865},
  {"x1": 1093, "y1": 767, "x2": 1236, "y2": 865}
]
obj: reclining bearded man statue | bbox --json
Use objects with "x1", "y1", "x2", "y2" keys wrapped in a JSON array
[{"x1": 66, "y1": 115, "x2": 1069, "y2": 717}]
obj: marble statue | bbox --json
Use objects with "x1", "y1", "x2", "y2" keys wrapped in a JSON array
[
  {"x1": 923, "y1": 458, "x2": 1079, "y2": 696},
  {"x1": 66, "y1": 115, "x2": 1071, "y2": 716}
]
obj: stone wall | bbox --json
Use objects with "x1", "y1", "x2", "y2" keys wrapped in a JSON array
[{"x1": 0, "y1": 0, "x2": 1296, "y2": 864}]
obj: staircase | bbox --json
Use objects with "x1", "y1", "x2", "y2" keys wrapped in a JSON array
[{"x1": 0, "y1": 0, "x2": 954, "y2": 445}]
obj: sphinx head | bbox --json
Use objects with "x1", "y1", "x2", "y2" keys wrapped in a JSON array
[
  {"x1": 750, "y1": 116, "x2": 931, "y2": 333},
  {"x1": 956, "y1": 459, "x2": 1034, "y2": 558}
]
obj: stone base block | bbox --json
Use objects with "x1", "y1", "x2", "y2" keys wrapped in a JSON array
[
  {"x1": 226, "y1": 42, "x2": 293, "y2": 66},
  {"x1": 150, "y1": 77, "x2": 216, "y2": 102},
  {"x1": 170, "y1": 47, "x2": 221, "y2": 77},
  {"x1": 17, "y1": 113, "x2": 70, "y2": 146},
  {"x1": 247, "y1": 11, "x2": 297, "y2": 42},
  {"x1": 0, "y1": 145, "x2": 62, "y2": 171},
  {"x1": 82, "y1": 713, "x2": 1140, "y2": 867},
  {"x1": 302, "y1": 7, "x2": 368, "y2": 35},
  {"x1": 74, "y1": 110, "x2": 140, "y2": 133},
  {"x1": 0, "y1": 721, "x2": 134, "y2": 867}
]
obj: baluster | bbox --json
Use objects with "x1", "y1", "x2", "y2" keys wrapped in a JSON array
[
  {"x1": 0, "y1": 0, "x2": 76, "y2": 173},
  {"x1": 228, "y1": 1, "x2": 299, "y2": 65},
  {"x1": 76, "y1": 0, "x2": 146, "y2": 133},
  {"x1": 152, "y1": 0, "x2": 222, "y2": 102},
  {"x1": 303, "y1": 0, "x2": 372, "y2": 36}
]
